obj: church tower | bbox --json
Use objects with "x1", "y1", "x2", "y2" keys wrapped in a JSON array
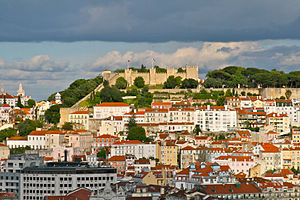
[
  {"x1": 17, "y1": 82, "x2": 25, "y2": 97},
  {"x1": 55, "y1": 92, "x2": 62, "y2": 104},
  {"x1": 0, "y1": 84, "x2": 5, "y2": 95}
]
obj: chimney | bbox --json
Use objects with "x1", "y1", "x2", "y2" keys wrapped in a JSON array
[
  {"x1": 224, "y1": 105, "x2": 228, "y2": 110},
  {"x1": 207, "y1": 105, "x2": 210, "y2": 110},
  {"x1": 64, "y1": 149, "x2": 68, "y2": 162}
]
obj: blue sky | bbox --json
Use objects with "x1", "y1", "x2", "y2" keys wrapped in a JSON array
[{"x1": 1, "y1": 0, "x2": 300, "y2": 100}]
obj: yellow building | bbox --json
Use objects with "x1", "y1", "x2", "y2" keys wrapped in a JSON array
[
  {"x1": 281, "y1": 147, "x2": 300, "y2": 169},
  {"x1": 156, "y1": 141, "x2": 178, "y2": 166},
  {"x1": 266, "y1": 113, "x2": 290, "y2": 133},
  {"x1": 292, "y1": 128, "x2": 300, "y2": 144},
  {"x1": 69, "y1": 111, "x2": 90, "y2": 130}
]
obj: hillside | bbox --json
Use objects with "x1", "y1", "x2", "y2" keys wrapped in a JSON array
[
  {"x1": 47, "y1": 66, "x2": 300, "y2": 108},
  {"x1": 203, "y1": 66, "x2": 300, "y2": 88},
  {"x1": 48, "y1": 76, "x2": 103, "y2": 107}
]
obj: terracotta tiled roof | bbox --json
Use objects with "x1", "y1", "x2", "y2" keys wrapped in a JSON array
[
  {"x1": 108, "y1": 155, "x2": 126, "y2": 162},
  {"x1": 112, "y1": 140, "x2": 143, "y2": 145},
  {"x1": 94, "y1": 102, "x2": 130, "y2": 107},
  {"x1": 202, "y1": 183, "x2": 261, "y2": 195},
  {"x1": 7, "y1": 136, "x2": 27, "y2": 140},
  {"x1": 71, "y1": 111, "x2": 89, "y2": 114}
]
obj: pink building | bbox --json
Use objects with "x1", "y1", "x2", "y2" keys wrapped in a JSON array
[
  {"x1": 214, "y1": 155, "x2": 256, "y2": 176},
  {"x1": 194, "y1": 136, "x2": 210, "y2": 146},
  {"x1": 108, "y1": 155, "x2": 126, "y2": 174}
]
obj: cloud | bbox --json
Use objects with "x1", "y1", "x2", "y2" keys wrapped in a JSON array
[
  {"x1": 0, "y1": 55, "x2": 69, "y2": 72},
  {"x1": 91, "y1": 42, "x2": 261, "y2": 72},
  {"x1": 1, "y1": 0, "x2": 300, "y2": 42}
]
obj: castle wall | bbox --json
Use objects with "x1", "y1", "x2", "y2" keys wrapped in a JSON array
[{"x1": 103, "y1": 66, "x2": 199, "y2": 86}]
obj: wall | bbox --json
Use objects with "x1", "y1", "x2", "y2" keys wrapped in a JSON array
[{"x1": 103, "y1": 66, "x2": 199, "y2": 86}]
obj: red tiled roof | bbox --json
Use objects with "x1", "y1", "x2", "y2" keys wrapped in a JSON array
[
  {"x1": 94, "y1": 102, "x2": 130, "y2": 107},
  {"x1": 202, "y1": 183, "x2": 261, "y2": 195},
  {"x1": 112, "y1": 140, "x2": 143, "y2": 145},
  {"x1": 71, "y1": 111, "x2": 89, "y2": 114},
  {"x1": 181, "y1": 146, "x2": 197, "y2": 150},
  {"x1": 7, "y1": 136, "x2": 27, "y2": 140},
  {"x1": 108, "y1": 155, "x2": 126, "y2": 162}
]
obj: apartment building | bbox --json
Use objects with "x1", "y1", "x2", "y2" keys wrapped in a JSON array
[
  {"x1": 266, "y1": 113, "x2": 290, "y2": 133},
  {"x1": 195, "y1": 105, "x2": 237, "y2": 132},
  {"x1": 281, "y1": 147, "x2": 300, "y2": 170},
  {"x1": 69, "y1": 111, "x2": 90, "y2": 130},
  {"x1": 110, "y1": 140, "x2": 156, "y2": 159},
  {"x1": 19, "y1": 162, "x2": 117, "y2": 200},
  {"x1": 156, "y1": 141, "x2": 178, "y2": 166},
  {"x1": 292, "y1": 128, "x2": 300, "y2": 144},
  {"x1": 93, "y1": 102, "x2": 130, "y2": 119}
]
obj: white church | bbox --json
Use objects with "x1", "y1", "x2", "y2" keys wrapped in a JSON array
[{"x1": 0, "y1": 83, "x2": 31, "y2": 107}]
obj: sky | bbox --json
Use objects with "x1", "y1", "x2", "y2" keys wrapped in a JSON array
[{"x1": 1, "y1": 0, "x2": 300, "y2": 100}]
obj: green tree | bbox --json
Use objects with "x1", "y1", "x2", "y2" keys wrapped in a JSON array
[
  {"x1": 27, "y1": 99, "x2": 36, "y2": 108},
  {"x1": 0, "y1": 128, "x2": 17, "y2": 142},
  {"x1": 216, "y1": 96, "x2": 226, "y2": 106},
  {"x1": 225, "y1": 89, "x2": 233, "y2": 97},
  {"x1": 193, "y1": 125, "x2": 202, "y2": 135},
  {"x1": 97, "y1": 148, "x2": 109, "y2": 159},
  {"x1": 10, "y1": 146, "x2": 31, "y2": 154},
  {"x1": 47, "y1": 76, "x2": 103, "y2": 107},
  {"x1": 134, "y1": 77, "x2": 145, "y2": 88},
  {"x1": 100, "y1": 86, "x2": 123, "y2": 102},
  {"x1": 115, "y1": 77, "x2": 128, "y2": 89},
  {"x1": 285, "y1": 89, "x2": 292, "y2": 100},
  {"x1": 128, "y1": 114, "x2": 137, "y2": 130},
  {"x1": 181, "y1": 78, "x2": 198, "y2": 89},
  {"x1": 45, "y1": 104, "x2": 62, "y2": 124},
  {"x1": 280, "y1": 96, "x2": 286, "y2": 100},
  {"x1": 218, "y1": 134, "x2": 225, "y2": 140},
  {"x1": 241, "y1": 91, "x2": 246, "y2": 96},
  {"x1": 17, "y1": 119, "x2": 43, "y2": 136},
  {"x1": 164, "y1": 76, "x2": 181, "y2": 89},
  {"x1": 291, "y1": 166, "x2": 298, "y2": 174},
  {"x1": 127, "y1": 126, "x2": 147, "y2": 142},
  {"x1": 62, "y1": 122, "x2": 73, "y2": 130},
  {"x1": 17, "y1": 96, "x2": 24, "y2": 108}
]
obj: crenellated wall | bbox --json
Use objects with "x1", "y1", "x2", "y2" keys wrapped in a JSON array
[{"x1": 103, "y1": 66, "x2": 199, "y2": 86}]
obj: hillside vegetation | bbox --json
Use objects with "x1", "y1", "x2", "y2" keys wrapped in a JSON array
[
  {"x1": 48, "y1": 76, "x2": 103, "y2": 107},
  {"x1": 203, "y1": 66, "x2": 300, "y2": 88}
]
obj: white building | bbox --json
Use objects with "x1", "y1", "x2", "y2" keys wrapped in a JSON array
[
  {"x1": 93, "y1": 102, "x2": 130, "y2": 119},
  {"x1": 20, "y1": 162, "x2": 117, "y2": 200},
  {"x1": 195, "y1": 105, "x2": 237, "y2": 132},
  {"x1": 110, "y1": 140, "x2": 156, "y2": 159},
  {"x1": 6, "y1": 130, "x2": 46, "y2": 150}
]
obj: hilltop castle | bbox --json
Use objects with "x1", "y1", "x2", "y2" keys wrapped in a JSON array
[{"x1": 102, "y1": 66, "x2": 199, "y2": 86}]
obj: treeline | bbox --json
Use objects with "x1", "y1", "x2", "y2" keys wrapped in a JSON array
[
  {"x1": 48, "y1": 76, "x2": 103, "y2": 107},
  {"x1": 203, "y1": 66, "x2": 300, "y2": 88}
]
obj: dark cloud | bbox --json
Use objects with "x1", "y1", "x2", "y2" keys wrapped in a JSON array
[{"x1": 1, "y1": 0, "x2": 300, "y2": 42}]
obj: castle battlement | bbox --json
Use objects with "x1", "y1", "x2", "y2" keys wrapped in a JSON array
[{"x1": 102, "y1": 66, "x2": 199, "y2": 86}]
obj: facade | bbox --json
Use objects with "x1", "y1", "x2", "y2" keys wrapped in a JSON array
[
  {"x1": 0, "y1": 144, "x2": 9, "y2": 160},
  {"x1": 156, "y1": 141, "x2": 178, "y2": 166},
  {"x1": 19, "y1": 162, "x2": 117, "y2": 200},
  {"x1": 69, "y1": 111, "x2": 90, "y2": 130},
  {"x1": 0, "y1": 154, "x2": 43, "y2": 198},
  {"x1": 102, "y1": 66, "x2": 199, "y2": 86},
  {"x1": 214, "y1": 156, "x2": 256, "y2": 175},
  {"x1": 195, "y1": 105, "x2": 237, "y2": 132},
  {"x1": 110, "y1": 141, "x2": 156, "y2": 159},
  {"x1": 93, "y1": 102, "x2": 130, "y2": 119},
  {"x1": 292, "y1": 128, "x2": 300, "y2": 144},
  {"x1": 281, "y1": 147, "x2": 300, "y2": 170},
  {"x1": 266, "y1": 112, "x2": 290, "y2": 133}
]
